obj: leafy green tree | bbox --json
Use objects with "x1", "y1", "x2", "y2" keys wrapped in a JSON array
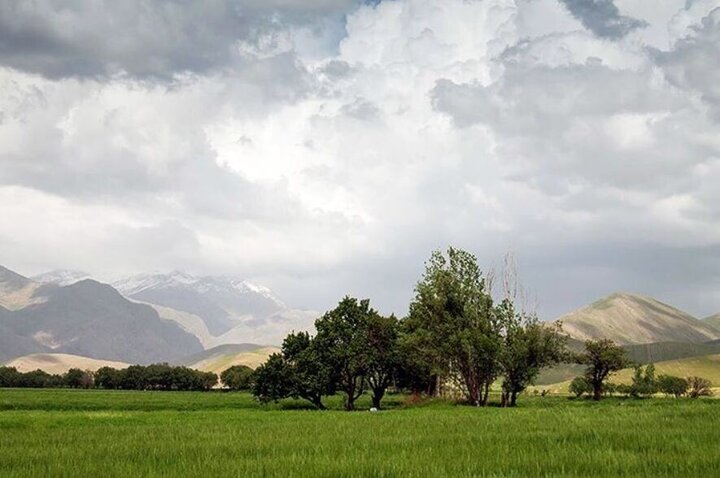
[
  {"x1": 94, "y1": 367, "x2": 121, "y2": 389},
  {"x1": 406, "y1": 248, "x2": 499, "y2": 406},
  {"x1": 252, "y1": 353, "x2": 295, "y2": 404},
  {"x1": 576, "y1": 339, "x2": 629, "y2": 400},
  {"x1": 365, "y1": 313, "x2": 400, "y2": 409},
  {"x1": 657, "y1": 375, "x2": 688, "y2": 398},
  {"x1": 120, "y1": 365, "x2": 147, "y2": 390},
  {"x1": 496, "y1": 299, "x2": 566, "y2": 406},
  {"x1": 687, "y1": 376, "x2": 713, "y2": 398},
  {"x1": 569, "y1": 376, "x2": 592, "y2": 398},
  {"x1": 629, "y1": 364, "x2": 657, "y2": 398},
  {"x1": 314, "y1": 297, "x2": 376, "y2": 411},
  {"x1": 0, "y1": 366, "x2": 21, "y2": 388},
  {"x1": 282, "y1": 331, "x2": 334, "y2": 410},
  {"x1": 64, "y1": 368, "x2": 93, "y2": 389},
  {"x1": 220, "y1": 365, "x2": 254, "y2": 391}
]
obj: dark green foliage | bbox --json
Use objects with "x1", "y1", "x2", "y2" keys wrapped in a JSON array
[
  {"x1": 64, "y1": 368, "x2": 94, "y2": 389},
  {"x1": 569, "y1": 376, "x2": 592, "y2": 397},
  {"x1": 365, "y1": 313, "x2": 401, "y2": 409},
  {"x1": 251, "y1": 354, "x2": 296, "y2": 404},
  {"x1": 0, "y1": 367, "x2": 21, "y2": 387},
  {"x1": 220, "y1": 365, "x2": 254, "y2": 391},
  {"x1": 0, "y1": 367, "x2": 63, "y2": 388},
  {"x1": 687, "y1": 376, "x2": 713, "y2": 398},
  {"x1": 91, "y1": 365, "x2": 216, "y2": 391},
  {"x1": 576, "y1": 339, "x2": 630, "y2": 400},
  {"x1": 313, "y1": 297, "x2": 377, "y2": 411},
  {"x1": 282, "y1": 332, "x2": 334, "y2": 409},
  {"x1": 657, "y1": 375, "x2": 688, "y2": 398}
]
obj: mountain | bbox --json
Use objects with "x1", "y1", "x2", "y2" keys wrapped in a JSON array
[
  {"x1": 177, "y1": 343, "x2": 280, "y2": 375},
  {"x1": 703, "y1": 313, "x2": 720, "y2": 331},
  {"x1": 110, "y1": 271, "x2": 318, "y2": 346},
  {"x1": 4, "y1": 353, "x2": 129, "y2": 374},
  {"x1": 33, "y1": 270, "x2": 91, "y2": 286},
  {"x1": 0, "y1": 265, "x2": 44, "y2": 310},
  {"x1": 0, "y1": 266, "x2": 203, "y2": 363},
  {"x1": 112, "y1": 271, "x2": 286, "y2": 336},
  {"x1": 557, "y1": 292, "x2": 720, "y2": 345}
]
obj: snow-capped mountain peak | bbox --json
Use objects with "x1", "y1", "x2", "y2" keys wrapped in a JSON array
[{"x1": 32, "y1": 270, "x2": 92, "y2": 286}]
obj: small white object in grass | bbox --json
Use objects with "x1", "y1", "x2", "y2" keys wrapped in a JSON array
[{"x1": 369, "y1": 407, "x2": 378, "y2": 412}]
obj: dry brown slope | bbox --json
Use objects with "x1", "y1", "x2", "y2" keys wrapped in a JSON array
[
  {"x1": 4, "y1": 353, "x2": 130, "y2": 374},
  {"x1": 557, "y1": 292, "x2": 720, "y2": 345}
]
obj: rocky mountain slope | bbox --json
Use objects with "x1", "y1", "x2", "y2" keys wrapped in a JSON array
[
  {"x1": 557, "y1": 292, "x2": 720, "y2": 345},
  {"x1": 0, "y1": 266, "x2": 202, "y2": 363}
]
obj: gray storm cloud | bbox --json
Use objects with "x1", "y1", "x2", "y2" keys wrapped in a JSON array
[
  {"x1": 557, "y1": 0, "x2": 647, "y2": 39},
  {"x1": 1, "y1": 0, "x2": 719, "y2": 320}
]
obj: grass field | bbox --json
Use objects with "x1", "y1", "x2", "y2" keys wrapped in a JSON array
[{"x1": 1, "y1": 389, "x2": 719, "y2": 477}]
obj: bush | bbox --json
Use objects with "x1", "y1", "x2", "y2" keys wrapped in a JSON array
[
  {"x1": 569, "y1": 376, "x2": 591, "y2": 398},
  {"x1": 657, "y1": 375, "x2": 688, "y2": 398},
  {"x1": 687, "y1": 376, "x2": 713, "y2": 399}
]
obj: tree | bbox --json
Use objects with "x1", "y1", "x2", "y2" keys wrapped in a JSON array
[
  {"x1": 64, "y1": 368, "x2": 93, "y2": 389},
  {"x1": 497, "y1": 299, "x2": 566, "y2": 406},
  {"x1": 657, "y1": 375, "x2": 688, "y2": 398},
  {"x1": 94, "y1": 367, "x2": 121, "y2": 389},
  {"x1": 0, "y1": 366, "x2": 21, "y2": 388},
  {"x1": 629, "y1": 364, "x2": 657, "y2": 398},
  {"x1": 365, "y1": 313, "x2": 400, "y2": 409},
  {"x1": 220, "y1": 365, "x2": 254, "y2": 391},
  {"x1": 569, "y1": 376, "x2": 592, "y2": 398},
  {"x1": 406, "y1": 248, "x2": 499, "y2": 406},
  {"x1": 687, "y1": 376, "x2": 713, "y2": 398},
  {"x1": 282, "y1": 331, "x2": 334, "y2": 409},
  {"x1": 252, "y1": 353, "x2": 295, "y2": 404},
  {"x1": 576, "y1": 339, "x2": 629, "y2": 401},
  {"x1": 313, "y1": 297, "x2": 376, "y2": 411}
]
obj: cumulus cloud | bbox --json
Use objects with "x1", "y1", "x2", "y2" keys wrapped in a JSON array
[{"x1": 1, "y1": 0, "x2": 720, "y2": 319}]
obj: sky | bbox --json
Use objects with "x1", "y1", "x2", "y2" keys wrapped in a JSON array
[{"x1": 1, "y1": 0, "x2": 719, "y2": 320}]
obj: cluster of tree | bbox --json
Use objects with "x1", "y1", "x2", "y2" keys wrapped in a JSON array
[
  {"x1": 94, "y1": 364, "x2": 217, "y2": 391},
  {"x1": 252, "y1": 248, "x2": 568, "y2": 410},
  {"x1": 0, "y1": 364, "x2": 218, "y2": 391},
  {"x1": 569, "y1": 340, "x2": 714, "y2": 399},
  {"x1": 0, "y1": 366, "x2": 94, "y2": 389}
]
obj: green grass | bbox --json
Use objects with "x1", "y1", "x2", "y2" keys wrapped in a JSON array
[{"x1": 1, "y1": 389, "x2": 719, "y2": 477}]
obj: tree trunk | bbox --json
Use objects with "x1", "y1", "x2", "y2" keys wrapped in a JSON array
[
  {"x1": 510, "y1": 391, "x2": 518, "y2": 407},
  {"x1": 372, "y1": 389, "x2": 384, "y2": 409},
  {"x1": 593, "y1": 385, "x2": 602, "y2": 401}
]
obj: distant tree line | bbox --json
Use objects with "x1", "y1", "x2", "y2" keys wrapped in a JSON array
[
  {"x1": 569, "y1": 339, "x2": 713, "y2": 400},
  {"x1": 252, "y1": 248, "x2": 568, "y2": 410},
  {"x1": 0, "y1": 364, "x2": 218, "y2": 391}
]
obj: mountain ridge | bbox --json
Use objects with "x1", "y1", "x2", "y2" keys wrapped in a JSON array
[{"x1": 557, "y1": 292, "x2": 720, "y2": 345}]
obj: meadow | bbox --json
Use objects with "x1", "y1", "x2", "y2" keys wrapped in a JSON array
[{"x1": 1, "y1": 389, "x2": 719, "y2": 477}]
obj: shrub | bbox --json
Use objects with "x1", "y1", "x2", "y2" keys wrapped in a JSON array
[
  {"x1": 687, "y1": 376, "x2": 713, "y2": 399},
  {"x1": 657, "y1": 375, "x2": 688, "y2": 398},
  {"x1": 569, "y1": 376, "x2": 591, "y2": 398}
]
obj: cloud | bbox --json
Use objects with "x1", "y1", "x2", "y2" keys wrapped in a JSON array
[
  {"x1": 656, "y1": 7, "x2": 720, "y2": 117},
  {"x1": 2, "y1": 0, "x2": 720, "y2": 321},
  {"x1": 0, "y1": 0, "x2": 358, "y2": 80},
  {"x1": 558, "y1": 0, "x2": 648, "y2": 38}
]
